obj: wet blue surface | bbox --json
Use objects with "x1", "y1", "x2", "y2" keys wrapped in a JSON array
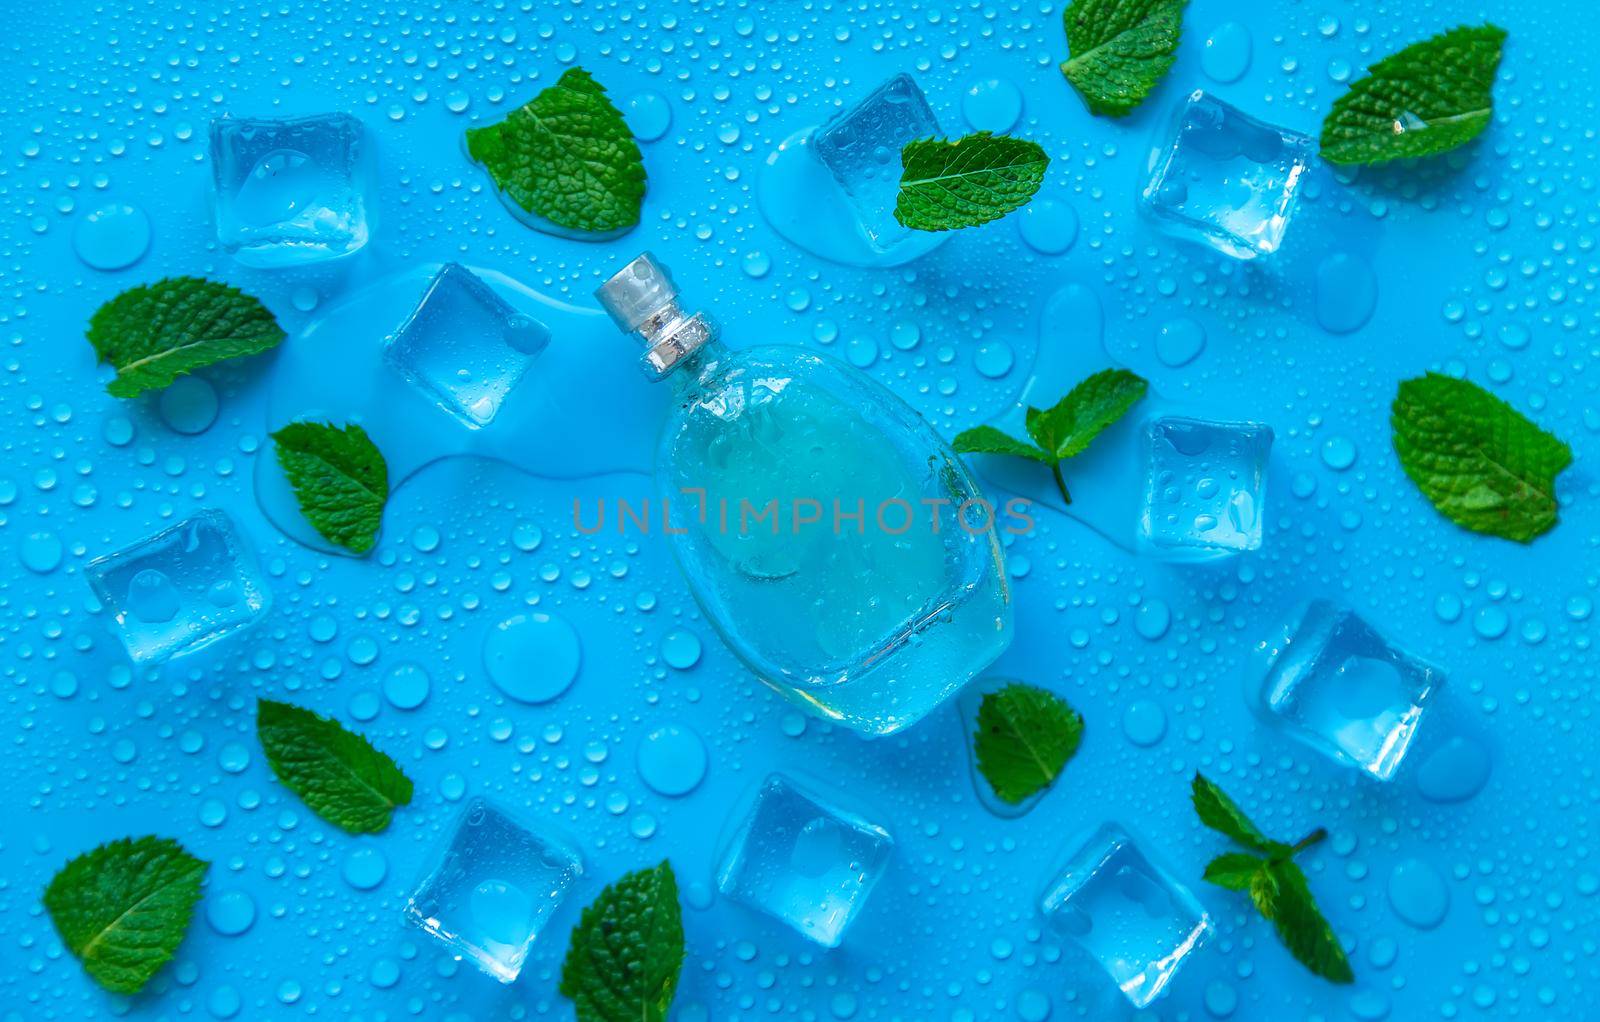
[{"x1": 2, "y1": 1, "x2": 1597, "y2": 1020}]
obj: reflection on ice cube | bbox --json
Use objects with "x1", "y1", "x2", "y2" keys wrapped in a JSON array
[
  {"x1": 209, "y1": 113, "x2": 373, "y2": 267},
  {"x1": 383, "y1": 263, "x2": 551, "y2": 429},
  {"x1": 812, "y1": 73, "x2": 941, "y2": 252},
  {"x1": 403, "y1": 797, "x2": 583, "y2": 983},
  {"x1": 1139, "y1": 415, "x2": 1273, "y2": 559},
  {"x1": 716, "y1": 773, "x2": 893, "y2": 947},
  {"x1": 1139, "y1": 90, "x2": 1312, "y2": 260},
  {"x1": 1255, "y1": 600, "x2": 1443, "y2": 780},
  {"x1": 84, "y1": 509, "x2": 271, "y2": 664},
  {"x1": 1040, "y1": 822, "x2": 1210, "y2": 1008}
]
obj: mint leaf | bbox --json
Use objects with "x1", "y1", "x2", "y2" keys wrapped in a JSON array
[
  {"x1": 256, "y1": 699, "x2": 413, "y2": 834},
  {"x1": 272, "y1": 421, "x2": 389, "y2": 555},
  {"x1": 43, "y1": 836, "x2": 208, "y2": 994},
  {"x1": 1320, "y1": 25, "x2": 1506, "y2": 166},
  {"x1": 894, "y1": 133, "x2": 1049, "y2": 232},
  {"x1": 1391, "y1": 372, "x2": 1570, "y2": 542},
  {"x1": 1264, "y1": 860, "x2": 1354, "y2": 983},
  {"x1": 1202, "y1": 852, "x2": 1264, "y2": 892},
  {"x1": 465, "y1": 67, "x2": 645, "y2": 234},
  {"x1": 1026, "y1": 368, "x2": 1148, "y2": 460},
  {"x1": 973, "y1": 683, "x2": 1084, "y2": 804},
  {"x1": 560, "y1": 861, "x2": 684, "y2": 1022},
  {"x1": 1190, "y1": 773, "x2": 1350, "y2": 984},
  {"x1": 1060, "y1": 0, "x2": 1187, "y2": 117},
  {"x1": 950, "y1": 368, "x2": 1146, "y2": 505},
  {"x1": 1191, "y1": 773, "x2": 1284, "y2": 855},
  {"x1": 86, "y1": 277, "x2": 285, "y2": 398},
  {"x1": 952, "y1": 425, "x2": 1052, "y2": 462}
]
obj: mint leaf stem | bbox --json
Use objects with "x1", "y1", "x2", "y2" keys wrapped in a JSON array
[
  {"x1": 1051, "y1": 462, "x2": 1071, "y2": 505},
  {"x1": 1289, "y1": 828, "x2": 1327, "y2": 856}
]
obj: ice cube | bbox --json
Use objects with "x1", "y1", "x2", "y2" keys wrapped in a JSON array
[
  {"x1": 1255, "y1": 600, "x2": 1443, "y2": 780},
  {"x1": 383, "y1": 263, "x2": 551, "y2": 429},
  {"x1": 1139, "y1": 415, "x2": 1273, "y2": 558},
  {"x1": 716, "y1": 773, "x2": 893, "y2": 947},
  {"x1": 84, "y1": 509, "x2": 271, "y2": 665},
  {"x1": 811, "y1": 73, "x2": 941, "y2": 252},
  {"x1": 209, "y1": 113, "x2": 373, "y2": 267},
  {"x1": 1139, "y1": 90, "x2": 1313, "y2": 260},
  {"x1": 1039, "y1": 822, "x2": 1211, "y2": 1008},
  {"x1": 403, "y1": 797, "x2": 583, "y2": 983}
]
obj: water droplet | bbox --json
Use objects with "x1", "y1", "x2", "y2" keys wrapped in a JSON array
[
  {"x1": 383, "y1": 662, "x2": 431, "y2": 710},
  {"x1": 343, "y1": 846, "x2": 388, "y2": 890},
  {"x1": 636, "y1": 724, "x2": 709, "y2": 797},
  {"x1": 206, "y1": 890, "x2": 258, "y2": 936},
  {"x1": 1388, "y1": 858, "x2": 1449, "y2": 929},
  {"x1": 1201, "y1": 23, "x2": 1252, "y2": 83},
  {"x1": 483, "y1": 612, "x2": 581, "y2": 703},
  {"x1": 960, "y1": 78, "x2": 1023, "y2": 133},
  {"x1": 159, "y1": 376, "x2": 219, "y2": 435},
  {"x1": 661, "y1": 629, "x2": 702, "y2": 669},
  {"x1": 1314, "y1": 253, "x2": 1378, "y2": 334},
  {"x1": 73, "y1": 202, "x2": 152, "y2": 271},
  {"x1": 1155, "y1": 318, "x2": 1206, "y2": 367},
  {"x1": 1017, "y1": 200, "x2": 1078, "y2": 255}
]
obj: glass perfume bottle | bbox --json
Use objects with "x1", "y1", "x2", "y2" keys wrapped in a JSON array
[{"x1": 597, "y1": 253, "x2": 1013, "y2": 735}]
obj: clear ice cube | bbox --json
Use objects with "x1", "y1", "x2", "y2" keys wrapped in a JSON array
[
  {"x1": 84, "y1": 509, "x2": 271, "y2": 665},
  {"x1": 404, "y1": 797, "x2": 583, "y2": 983},
  {"x1": 1039, "y1": 822, "x2": 1211, "y2": 1008},
  {"x1": 811, "y1": 73, "x2": 941, "y2": 252},
  {"x1": 1139, "y1": 90, "x2": 1313, "y2": 260},
  {"x1": 1139, "y1": 415, "x2": 1273, "y2": 558},
  {"x1": 383, "y1": 263, "x2": 551, "y2": 429},
  {"x1": 716, "y1": 773, "x2": 893, "y2": 947},
  {"x1": 1256, "y1": 600, "x2": 1443, "y2": 780},
  {"x1": 209, "y1": 113, "x2": 373, "y2": 267}
]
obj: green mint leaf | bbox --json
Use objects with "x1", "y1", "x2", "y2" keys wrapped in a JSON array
[
  {"x1": 894, "y1": 132, "x2": 1049, "y2": 232},
  {"x1": 1060, "y1": 0, "x2": 1187, "y2": 117},
  {"x1": 465, "y1": 67, "x2": 646, "y2": 234},
  {"x1": 1249, "y1": 867, "x2": 1281, "y2": 921},
  {"x1": 1202, "y1": 852, "x2": 1265, "y2": 892},
  {"x1": 952, "y1": 425, "x2": 1051, "y2": 462},
  {"x1": 43, "y1": 836, "x2": 208, "y2": 994},
  {"x1": 1391, "y1": 372, "x2": 1570, "y2": 542},
  {"x1": 560, "y1": 860, "x2": 684, "y2": 1022},
  {"x1": 86, "y1": 277, "x2": 285, "y2": 398},
  {"x1": 973, "y1": 683, "x2": 1084, "y2": 804},
  {"x1": 256, "y1": 699, "x2": 414, "y2": 834},
  {"x1": 1264, "y1": 860, "x2": 1354, "y2": 983},
  {"x1": 1320, "y1": 25, "x2": 1506, "y2": 166},
  {"x1": 1190, "y1": 773, "x2": 1284, "y2": 855},
  {"x1": 271, "y1": 421, "x2": 390, "y2": 555},
  {"x1": 1025, "y1": 368, "x2": 1148, "y2": 460}
]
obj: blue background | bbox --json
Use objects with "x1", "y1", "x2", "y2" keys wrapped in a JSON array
[{"x1": 3, "y1": 1, "x2": 1597, "y2": 1020}]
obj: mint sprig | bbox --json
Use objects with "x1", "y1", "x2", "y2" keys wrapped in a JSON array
[
  {"x1": 272, "y1": 421, "x2": 389, "y2": 555},
  {"x1": 895, "y1": 133, "x2": 1049, "y2": 232},
  {"x1": 973, "y1": 683, "x2": 1083, "y2": 804},
  {"x1": 1320, "y1": 25, "x2": 1506, "y2": 166},
  {"x1": 1391, "y1": 372, "x2": 1570, "y2": 542},
  {"x1": 560, "y1": 861, "x2": 684, "y2": 1022},
  {"x1": 465, "y1": 67, "x2": 646, "y2": 235},
  {"x1": 43, "y1": 836, "x2": 208, "y2": 994},
  {"x1": 1060, "y1": 0, "x2": 1187, "y2": 117},
  {"x1": 86, "y1": 277, "x2": 285, "y2": 397},
  {"x1": 953, "y1": 368, "x2": 1148, "y2": 504},
  {"x1": 1192, "y1": 774, "x2": 1353, "y2": 984},
  {"x1": 256, "y1": 699, "x2": 414, "y2": 834}
]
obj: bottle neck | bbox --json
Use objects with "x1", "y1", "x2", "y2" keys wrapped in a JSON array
[{"x1": 666, "y1": 337, "x2": 730, "y2": 395}]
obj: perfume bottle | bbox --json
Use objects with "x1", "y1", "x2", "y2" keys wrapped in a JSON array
[{"x1": 597, "y1": 253, "x2": 1013, "y2": 735}]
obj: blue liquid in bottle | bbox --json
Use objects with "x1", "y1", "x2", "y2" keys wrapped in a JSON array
[{"x1": 597, "y1": 254, "x2": 1012, "y2": 735}]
